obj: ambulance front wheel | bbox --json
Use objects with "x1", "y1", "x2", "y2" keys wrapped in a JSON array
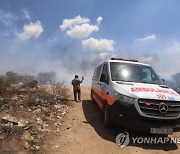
[{"x1": 104, "y1": 103, "x2": 113, "y2": 128}]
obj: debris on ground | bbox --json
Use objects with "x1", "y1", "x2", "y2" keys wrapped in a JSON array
[{"x1": 0, "y1": 81, "x2": 70, "y2": 153}]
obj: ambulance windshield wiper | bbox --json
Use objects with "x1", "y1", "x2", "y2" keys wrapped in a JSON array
[
  {"x1": 118, "y1": 79, "x2": 134, "y2": 82},
  {"x1": 140, "y1": 81, "x2": 160, "y2": 85},
  {"x1": 116, "y1": 80, "x2": 134, "y2": 85}
]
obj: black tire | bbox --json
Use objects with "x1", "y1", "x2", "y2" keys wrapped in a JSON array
[
  {"x1": 104, "y1": 103, "x2": 113, "y2": 128},
  {"x1": 90, "y1": 91, "x2": 95, "y2": 104}
]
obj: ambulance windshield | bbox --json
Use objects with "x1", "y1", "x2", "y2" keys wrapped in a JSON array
[{"x1": 110, "y1": 62, "x2": 164, "y2": 85}]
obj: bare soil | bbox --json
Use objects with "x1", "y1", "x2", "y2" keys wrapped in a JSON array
[
  {"x1": 0, "y1": 83, "x2": 69, "y2": 154},
  {"x1": 45, "y1": 86, "x2": 180, "y2": 154}
]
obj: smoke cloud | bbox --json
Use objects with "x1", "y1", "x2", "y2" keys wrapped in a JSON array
[
  {"x1": 0, "y1": 11, "x2": 180, "y2": 88},
  {"x1": 1, "y1": 36, "x2": 180, "y2": 87}
]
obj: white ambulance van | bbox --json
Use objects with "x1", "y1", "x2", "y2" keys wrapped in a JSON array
[{"x1": 91, "y1": 58, "x2": 180, "y2": 134}]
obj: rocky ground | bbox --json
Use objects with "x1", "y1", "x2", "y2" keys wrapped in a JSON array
[{"x1": 0, "y1": 81, "x2": 69, "y2": 154}]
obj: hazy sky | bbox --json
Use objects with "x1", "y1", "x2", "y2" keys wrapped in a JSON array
[{"x1": 1, "y1": 0, "x2": 180, "y2": 85}]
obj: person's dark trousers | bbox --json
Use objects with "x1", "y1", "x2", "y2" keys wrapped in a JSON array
[{"x1": 73, "y1": 89, "x2": 81, "y2": 101}]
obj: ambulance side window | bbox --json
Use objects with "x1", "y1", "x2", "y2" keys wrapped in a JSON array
[
  {"x1": 93, "y1": 65, "x2": 102, "y2": 81},
  {"x1": 100, "y1": 64, "x2": 109, "y2": 84}
]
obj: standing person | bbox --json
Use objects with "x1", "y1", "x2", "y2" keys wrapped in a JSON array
[{"x1": 71, "y1": 75, "x2": 84, "y2": 102}]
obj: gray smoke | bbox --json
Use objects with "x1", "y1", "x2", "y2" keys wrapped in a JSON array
[
  {"x1": 1, "y1": 30, "x2": 180, "y2": 86},
  {"x1": 166, "y1": 73, "x2": 180, "y2": 93},
  {"x1": 0, "y1": 71, "x2": 57, "y2": 84}
]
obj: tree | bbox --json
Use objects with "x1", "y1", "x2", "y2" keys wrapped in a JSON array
[{"x1": 36, "y1": 71, "x2": 56, "y2": 84}]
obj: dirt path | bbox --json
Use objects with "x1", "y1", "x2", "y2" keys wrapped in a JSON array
[{"x1": 46, "y1": 86, "x2": 180, "y2": 154}]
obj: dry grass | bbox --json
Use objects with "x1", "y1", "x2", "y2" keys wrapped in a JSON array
[
  {"x1": 0, "y1": 79, "x2": 11, "y2": 95},
  {"x1": 0, "y1": 81, "x2": 69, "y2": 153}
]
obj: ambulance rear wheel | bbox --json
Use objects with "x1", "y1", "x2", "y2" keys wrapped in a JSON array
[{"x1": 104, "y1": 103, "x2": 113, "y2": 128}]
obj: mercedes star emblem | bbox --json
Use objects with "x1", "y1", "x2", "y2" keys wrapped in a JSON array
[{"x1": 159, "y1": 103, "x2": 168, "y2": 114}]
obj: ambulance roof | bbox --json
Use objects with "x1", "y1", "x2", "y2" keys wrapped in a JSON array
[
  {"x1": 95, "y1": 58, "x2": 151, "y2": 68},
  {"x1": 106, "y1": 59, "x2": 150, "y2": 66}
]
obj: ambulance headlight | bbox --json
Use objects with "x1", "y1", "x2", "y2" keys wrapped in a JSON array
[{"x1": 113, "y1": 92, "x2": 135, "y2": 104}]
